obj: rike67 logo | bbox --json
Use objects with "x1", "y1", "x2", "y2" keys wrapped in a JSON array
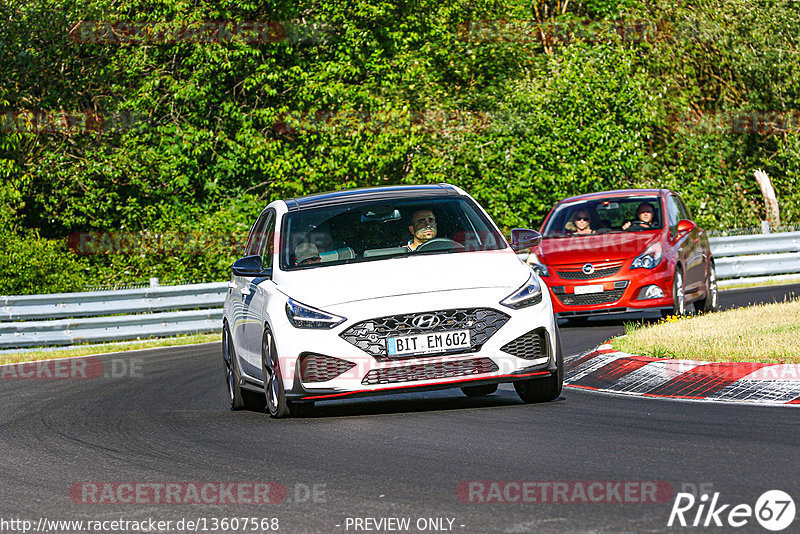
[{"x1": 668, "y1": 490, "x2": 795, "y2": 531}]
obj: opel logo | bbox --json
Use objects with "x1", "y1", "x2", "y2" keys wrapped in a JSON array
[
  {"x1": 412, "y1": 314, "x2": 440, "y2": 329},
  {"x1": 582, "y1": 263, "x2": 595, "y2": 275}
]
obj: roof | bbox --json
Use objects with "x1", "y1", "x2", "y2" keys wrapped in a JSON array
[
  {"x1": 284, "y1": 184, "x2": 461, "y2": 211},
  {"x1": 557, "y1": 189, "x2": 668, "y2": 203}
]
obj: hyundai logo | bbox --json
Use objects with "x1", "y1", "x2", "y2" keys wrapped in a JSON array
[
  {"x1": 582, "y1": 263, "x2": 595, "y2": 275},
  {"x1": 412, "y1": 314, "x2": 440, "y2": 329}
]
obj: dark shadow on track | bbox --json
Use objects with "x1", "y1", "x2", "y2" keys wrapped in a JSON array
[{"x1": 238, "y1": 389, "x2": 566, "y2": 419}]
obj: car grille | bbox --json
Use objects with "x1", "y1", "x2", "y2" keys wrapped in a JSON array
[
  {"x1": 500, "y1": 328, "x2": 548, "y2": 360},
  {"x1": 556, "y1": 289, "x2": 626, "y2": 306},
  {"x1": 341, "y1": 308, "x2": 510, "y2": 359},
  {"x1": 557, "y1": 264, "x2": 622, "y2": 280},
  {"x1": 299, "y1": 354, "x2": 357, "y2": 383},
  {"x1": 361, "y1": 357, "x2": 498, "y2": 385}
]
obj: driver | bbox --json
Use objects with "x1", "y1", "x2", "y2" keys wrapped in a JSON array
[
  {"x1": 622, "y1": 202, "x2": 656, "y2": 230},
  {"x1": 405, "y1": 208, "x2": 437, "y2": 251}
]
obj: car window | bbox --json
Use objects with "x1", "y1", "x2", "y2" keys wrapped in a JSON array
[
  {"x1": 259, "y1": 211, "x2": 276, "y2": 268},
  {"x1": 666, "y1": 195, "x2": 681, "y2": 228},
  {"x1": 541, "y1": 196, "x2": 663, "y2": 236},
  {"x1": 280, "y1": 197, "x2": 504, "y2": 270},
  {"x1": 675, "y1": 195, "x2": 693, "y2": 220},
  {"x1": 245, "y1": 211, "x2": 269, "y2": 257}
]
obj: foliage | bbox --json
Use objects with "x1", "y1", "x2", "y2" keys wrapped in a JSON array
[
  {"x1": 1, "y1": 0, "x2": 799, "y2": 293},
  {"x1": 0, "y1": 227, "x2": 91, "y2": 295}
]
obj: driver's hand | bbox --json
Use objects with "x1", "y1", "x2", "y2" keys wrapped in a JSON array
[{"x1": 622, "y1": 221, "x2": 631, "y2": 230}]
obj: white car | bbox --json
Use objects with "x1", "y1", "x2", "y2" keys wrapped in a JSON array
[{"x1": 222, "y1": 184, "x2": 563, "y2": 417}]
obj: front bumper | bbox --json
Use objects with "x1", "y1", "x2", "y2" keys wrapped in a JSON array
[
  {"x1": 263, "y1": 289, "x2": 558, "y2": 401},
  {"x1": 543, "y1": 260, "x2": 674, "y2": 315}
]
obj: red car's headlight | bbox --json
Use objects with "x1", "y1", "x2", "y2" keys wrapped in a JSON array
[{"x1": 631, "y1": 242, "x2": 663, "y2": 270}]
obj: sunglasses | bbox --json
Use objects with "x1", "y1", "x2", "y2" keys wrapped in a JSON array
[{"x1": 575, "y1": 216, "x2": 590, "y2": 221}]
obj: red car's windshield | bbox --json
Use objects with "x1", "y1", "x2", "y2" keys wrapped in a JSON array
[{"x1": 542, "y1": 196, "x2": 663, "y2": 237}]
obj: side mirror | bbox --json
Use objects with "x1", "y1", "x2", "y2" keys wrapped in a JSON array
[
  {"x1": 232, "y1": 255, "x2": 271, "y2": 277},
  {"x1": 510, "y1": 228, "x2": 542, "y2": 251},
  {"x1": 676, "y1": 219, "x2": 696, "y2": 236}
]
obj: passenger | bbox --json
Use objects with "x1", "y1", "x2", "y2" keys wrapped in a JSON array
[
  {"x1": 568, "y1": 209, "x2": 595, "y2": 235},
  {"x1": 405, "y1": 208, "x2": 438, "y2": 251},
  {"x1": 294, "y1": 242, "x2": 321, "y2": 265},
  {"x1": 622, "y1": 202, "x2": 656, "y2": 230}
]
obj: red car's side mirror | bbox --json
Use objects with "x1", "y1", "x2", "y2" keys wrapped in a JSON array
[{"x1": 676, "y1": 219, "x2": 696, "y2": 235}]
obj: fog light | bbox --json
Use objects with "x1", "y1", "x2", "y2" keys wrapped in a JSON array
[{"x1": 638, "y1": 285, "x2": 664, "y2": 300}]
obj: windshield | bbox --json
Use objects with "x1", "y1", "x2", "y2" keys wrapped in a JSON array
[
  {"x1": 541, "y1": 196, "x2": 663, "y2": 237},
  {"x1": 280, "y1": 197, "x2": 506, "y2": 270}
]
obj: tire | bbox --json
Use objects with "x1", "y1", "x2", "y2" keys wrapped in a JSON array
[
  {"x1": 514, "y1": 326, "x2": 563, "y2": 403},
  {"x1": 223, "y1": 325, "x2": 263, "y2": 411},
  {"x1": 696, "y1": 261, "x2": 719, "y2": 313},
  {"x1": 662, "y1": 267, "x2": 687, "y2": 318},
  {"x1": 461, "y1": 384, "x2": 498, "y2": 397},
  {"x1": 261, "y1": 326, "x2": 291, "y2": 418}
]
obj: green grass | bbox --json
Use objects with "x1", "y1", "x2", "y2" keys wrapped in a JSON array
[
  {"x1": 719, "y1": 277, "x2": 800, "y2": 290},
  {"x1": 0, "y1": 333, "x2": 220, "y2": 365},
  {"x1": 612, "y1": 298, "x2": 800, "y2": 363}
]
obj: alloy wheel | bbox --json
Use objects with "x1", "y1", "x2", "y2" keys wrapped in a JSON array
[
  {"x1": 675, "y1": 271, "x2": 685, "y2": 315},
  {"x1": 223, "y1": 328, "x2": 235, "y2": 403}
]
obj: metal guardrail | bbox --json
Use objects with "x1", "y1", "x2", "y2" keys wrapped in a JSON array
[
  {"x1": 0, "y1": 282, "x2": 228, "y2": 322},
  {"x1": 0, "y1": 283, "x2": 227, "y2": 349},
  {"x1": 2, "y1": 230, "x2": 799, "y2": 349},
  {"x1": 709, "y1": 232, "x2": 800, "y2": 282},
  {"x1": 709, "y1": 231, "x2": 800, "y2": 257}
]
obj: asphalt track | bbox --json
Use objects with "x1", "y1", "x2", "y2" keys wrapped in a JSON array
[{"x1": 0, "y1": 285, "x2": 798, "y2": 533}]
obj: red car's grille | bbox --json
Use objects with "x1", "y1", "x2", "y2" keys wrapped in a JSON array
[
  {"x1": 557, "y1": 266, "x2": 622, "y2": 280},
  {"x1": 361, "y1": 357, "x2": 498, "y2": 385},
  {"x1": 500, "y1": 328, "x2": 548, "y2": 360},
  {"x1": 556, "y1": 288, "x2": 626, "y2": 306},
  {"x1": 556, "y1": 261, "x2": 624, "y2": 280},
  {"x1": 300, "y1": 354, "x2": 357, "y2": 383}
]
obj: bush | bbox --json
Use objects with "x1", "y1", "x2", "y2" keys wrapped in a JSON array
[{"x1": 0, "y1": 228, "x2": 91, "y2": 295}]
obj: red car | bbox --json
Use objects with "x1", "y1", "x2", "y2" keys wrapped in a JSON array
[{"x1": 527, "y1": 189, "x2": 719, "y2": 320}]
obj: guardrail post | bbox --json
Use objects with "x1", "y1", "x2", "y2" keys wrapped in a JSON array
[{"x1": 761, "y1": 220, "x2": 770, "y2": 234}]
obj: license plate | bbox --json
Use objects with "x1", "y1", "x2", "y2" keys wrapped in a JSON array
[
  {"x1": 387, "y1": 330, "x2": 471, "y2": 357},
  {"x1": 574, "y1": 284, "x2": 604, "y2": 295}
]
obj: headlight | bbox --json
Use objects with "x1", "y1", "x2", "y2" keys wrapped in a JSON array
[
  {"x1": 526, "y1": 252, "x2": 550, "y2": 277},
  {"x1": 500, "y1": 274, "x2": 543, "y2": 309},
  {"x1": 285, "y1": 298, "x2": 346, "y2": 329},
  {"x1": 631, "y1": 242, "x2": 663, "y2": 270}
]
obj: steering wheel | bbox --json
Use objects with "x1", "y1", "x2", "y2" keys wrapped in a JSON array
[
  {"x1": 414, "y1": 238, "x2": 466, "y2": 252},
  {"x1": 626, "y1": 220, "x2": 650, "y2": 230}
]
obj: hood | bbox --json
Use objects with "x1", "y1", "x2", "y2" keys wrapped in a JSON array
[
  {"x1": 534, "y1": 231, "x2": 662, "y2": 266},
  {"x1": 273, "y1": 250, "x2": 529, "y2": 307}
]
